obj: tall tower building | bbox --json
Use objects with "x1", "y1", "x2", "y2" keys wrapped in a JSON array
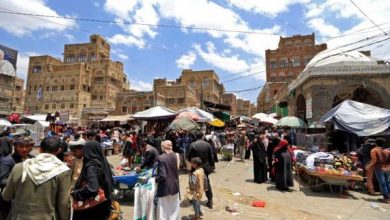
[
  {"x1": 258, "y1": 33, "x2": 327, "y2": 115},
  {"x1": 24, "y1": 35, "x2": 130, "y2": 124}
]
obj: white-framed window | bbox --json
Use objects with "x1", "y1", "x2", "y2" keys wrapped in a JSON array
[
  {"x1": 79, "y1": 54, "x2": 87, "y2": 62},
  {"x1": 32, "y1": 66, "x2": 42, "y2": 73},
  {"x1": 292, "y1": 58, "x2": 301, "y2": 67},
  {"x1": 280, "y1": 59, "x2": 288, "y2": 68},
  {"x1": 65, "y1": 55, "x2": 76, "y2": 63},
  {"x1": 270, "y1": 60, "x2": 277, "y2": 68}
]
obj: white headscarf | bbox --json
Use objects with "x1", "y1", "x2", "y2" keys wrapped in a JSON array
[{"x1": 22, "y1": 153, "x2": 70, "y2": 185}]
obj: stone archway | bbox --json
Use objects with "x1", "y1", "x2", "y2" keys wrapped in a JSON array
[
  {"x1": 332, "y1": 86, "x2": 385, "y2": 108},
  {"x1": 296, "y1": 94, "x2": 306, "y2": 120},
  {"x1": 330, "y1": 79, "x2": 390, "y2": 109}
]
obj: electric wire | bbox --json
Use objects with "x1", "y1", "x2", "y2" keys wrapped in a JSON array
[
  {"x1": 0, "y1": 10, "x2": 283, "y2": 36},
  {"x1": 350, "y1": 0, "x2": 387, "y2": 35}
]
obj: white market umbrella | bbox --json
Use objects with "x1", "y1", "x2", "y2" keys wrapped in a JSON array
[
  {"x1": 132, "y1": 106, "x2": 177, "y2": 121},
  {"x1": 252, "y1": 113, "x2": 269, "y2": 120},
  {"x1": 0, "y1": 119, "x2": 12, "y2": 127},
  {"x1": 276, "y1": 116, "x2": 307, "y2": 128},
  {"x1": 260, "y1": 116, "x2": 279, "y2": 125},
  {"x1": 252, "y1": 113, "x2": 278, "y2": 125}
]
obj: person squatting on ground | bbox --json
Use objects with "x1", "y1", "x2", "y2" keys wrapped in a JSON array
[{"x1": 187, "y1": 157, "x2": 206, "y2": 220}]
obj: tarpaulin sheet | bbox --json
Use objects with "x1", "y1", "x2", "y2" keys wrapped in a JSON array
[{"x1": 320, "y1": 100, "x2": 390, "y2": 136}]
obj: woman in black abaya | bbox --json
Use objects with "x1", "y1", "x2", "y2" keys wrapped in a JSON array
[
  {"x1": 272, "y1": 139, "x2": 294, "y2": 190},
  {"x1": 71, "y1": 140, "x2": 114, "y2": 220},
  {"x1": 251, "y1": 132, "x2": 268, "y2": 183}
]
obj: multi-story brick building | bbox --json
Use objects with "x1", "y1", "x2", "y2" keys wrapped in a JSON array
[
  {"x1": 258, "y1": 33, "x2": 327, "y2": 115},
  {"x1": 0, "y1": 74, "x2": 15, "y2": 115},
  {"x1": 153, "y1": 78, "x2": 198, "y2": 111},
  {"x1": 250, "y1": 103, "x2": 257, "y2": 116},
  {"x1": 236, "y1": 99, "x2": 251, "y2": 117},
  {"x1": 13, "y1": 77, "x2": 25, "y2": 113},
  {"x1": 179, "y1": 69, "x2": 225, "y2": 106},
  {"x1": 222, "y1": 93, "x2": 237, "y2": 116},
  {"x1": 113, "y1": 90, "x2": 165, "y2": 115},
  {"x1": 24, "y1": 35, "x2": 130, "y2": 124}
]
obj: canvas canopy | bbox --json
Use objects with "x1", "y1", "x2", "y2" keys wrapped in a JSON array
[
  {"x1": 320, "y1": 100, "x2": 390, "y2": 136},
  {"x1": 132, "y1": 106, "x2": 177, "y2": 121},
  {"x1": 23, "y1": 114, "x2": 48, "y2": 122},
  {"x1": 179, "y1": 107, "x2": 214, "y2": 122},
  {"x1": 101, "y1": 114, "x2": 133, "y2": 122},
  {"x1": 168, "y1": 117, "x2": 200, "y2": 132},
  {"x1": 30, "y1": 121, "x2": 50, "y2": 133}
]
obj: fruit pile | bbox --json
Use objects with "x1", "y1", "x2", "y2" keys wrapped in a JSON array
[{"x1": 332, "y1": 155, "x2": 358, "y2": 171}]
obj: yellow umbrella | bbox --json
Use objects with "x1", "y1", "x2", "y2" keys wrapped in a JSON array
[{"x1": 209, "y1": 118, "x2": 225, "y2": 127}]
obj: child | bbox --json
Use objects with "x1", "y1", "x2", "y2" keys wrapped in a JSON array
[{"x1": 188, "y1": 157, "x2": 206, "y2": 220}]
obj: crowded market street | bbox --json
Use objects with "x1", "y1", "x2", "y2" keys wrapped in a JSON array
[
  {"x1": 107, "y1": 154, "x2": 389, "y2": 220},
  {"x1": 2, "y1": 1, "x2": 390, "y2": 220}
]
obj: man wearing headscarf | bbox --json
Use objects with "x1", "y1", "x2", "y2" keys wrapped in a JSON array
[
  {"x1": 0, "y1": 136, "x2": 35, "y2": 219},
  {"x1": 71, "y1": 139, "x2": 114, "y2": 220},
  {"x1": 69, "y1": 139, "x2": 86, "y2": 187},
  {"x1": 2, "y1": 136, "x2": 71, "y2": 220},
  {"x1": 155, "y1": 140, "x2": 180, "y2": 220}
]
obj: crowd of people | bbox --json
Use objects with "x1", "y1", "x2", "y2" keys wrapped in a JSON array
[{"x1": 0, "y1": 121, "x2": 389, "y2": 220}]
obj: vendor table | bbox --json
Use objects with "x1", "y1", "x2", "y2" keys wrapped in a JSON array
[
  {"x1": 296, "y1": 163, "x2": 363, "y2": 193},
  {"x1": 112, "y1": 171, "x2": 140, "y2": 200}
]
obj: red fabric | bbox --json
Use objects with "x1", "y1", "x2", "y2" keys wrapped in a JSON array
[
  {"x1": 251, "y1": 201, "x2": 266, "y2": 207},
  {"x1": 272, "y1": 139, "x2": 289, "y2": 153},
  {"x1": 131, "y1": 136, "x2": 137, "y2": 149},
  {"x1": 272, "y1": 139, "x2": 295, "y2": 162}
]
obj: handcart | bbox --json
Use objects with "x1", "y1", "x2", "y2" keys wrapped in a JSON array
[
  {"x1": 112, "y1": 169, "x2": 153, "y2": 199},
  {"x1": 220, "y1": 144, "x2": 234, "y2": 161},
  {"x1": 296, "y1": 163, "x2": 363, "y2": 193},
  {"x1": 113, "y1": 171, "x2": 140, "y2": 199}
]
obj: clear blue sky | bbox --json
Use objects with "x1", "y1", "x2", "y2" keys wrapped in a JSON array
[{"x1": 1, "y1": 0, "x2": 389, "y2": 103}]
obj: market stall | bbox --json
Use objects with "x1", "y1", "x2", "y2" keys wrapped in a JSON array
[
  {"x1": 320, "y1": 100, "x2": 390, "y2": 152},
  {"x1": 320, "y1": 100, "x2": 390, "y2": 136},
  {"x1": 28, "y1": 120, "x2": 50, "y2": 146},
  {"x1": 295, "y1": 150, "x2": 364, "y2": 193},
  {"x1": 132, "y1": 106, "x2": 177, "y2": 133},
  {"x1": 179, "y1": 107, "x2": 214, "y2": 122}
]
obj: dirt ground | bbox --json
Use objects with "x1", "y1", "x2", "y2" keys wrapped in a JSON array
[{"x1": 108, "y1": 154, "x2": 389, "y2": 220}]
